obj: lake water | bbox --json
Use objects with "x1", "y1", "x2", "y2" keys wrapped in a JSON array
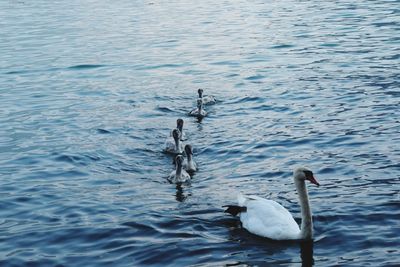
[{"x1": 0, "y1": 0, "x2": 399, "y2": 266}]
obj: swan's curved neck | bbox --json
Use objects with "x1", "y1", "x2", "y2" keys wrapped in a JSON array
[
  {"x1": 176, "y1": 162, "x2": 182, "y2": 177},
  {"x1": 295, "y1": 178, "x2": 313, "y2": 240},
  {"x1": 177, "y1": 125, "x2": 183, "y2": 133},
  {"x1": 174, "y1": 138, "x2": 180, "y2": 152}
]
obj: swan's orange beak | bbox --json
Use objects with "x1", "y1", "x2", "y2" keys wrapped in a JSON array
[{"x1": 308, "y1": 176, "x2": 320, "y2": 187}]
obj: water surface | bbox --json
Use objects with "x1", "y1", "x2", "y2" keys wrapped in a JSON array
[{"x1": 0, "y1": 0, "x2": 399, "y2": 266}]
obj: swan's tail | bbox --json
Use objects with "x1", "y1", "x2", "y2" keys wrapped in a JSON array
[{"x1": 223, "y1": 205, "x2": 247, "y2": 216}]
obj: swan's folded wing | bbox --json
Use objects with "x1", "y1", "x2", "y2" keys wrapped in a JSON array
[
  {"x1": 168, "y1": 170, "x2": 176, "y2": 182},
  {"x1": 164, "y1": 138, "x2": 174, "y2": 151},
  {"x1": 240, "y1": 197, "x2": 300, "y2": 240}
]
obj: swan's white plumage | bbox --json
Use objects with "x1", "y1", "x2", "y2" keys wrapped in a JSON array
[{"x1": 238, "y1": 194, "x2": 300, "y2": 240}]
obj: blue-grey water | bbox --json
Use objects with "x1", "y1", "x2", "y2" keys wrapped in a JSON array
[{"x1": 1, "y1": 0, "x2": 399, "y2": 266}]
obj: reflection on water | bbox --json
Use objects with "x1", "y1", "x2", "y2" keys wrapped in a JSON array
[
  {"x1": 175, "y1": 184, "x2": 190, "y2": 202},
  {"x1": 225, "y1": 220, "x2": 316, "y2": 266},
  {"x1": 195, "y1": 116, "x2": 205, "y2": 124},
  {"x1": 300, "y1": 240, "x2": 314, "y2": 267}
]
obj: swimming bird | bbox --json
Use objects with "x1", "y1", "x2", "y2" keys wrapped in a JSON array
[
  {"x1": 183, "y1": 144, "x2": 197, "y2": 172},
  {"x1": 169, "y1": 119, "x2": 186, "y2": 141},
  {"x1": 164, "y1": 128, "x2": 184, "y2": 154},
  {"x1": 189, "y1": 99, "x2": 207, "y2": 118},
  {"x1": 176, "y1": 118, "x2": 186, "y2": 141},
  {"x1": 168, "y1": 155, "x2": 191, "y2": 183},
  {"x1": 198, "y1": 88, "x2": 216, "y2": 105},
  {"x1": 224, "y1": 167, "x2": 320, "y2": 240}
]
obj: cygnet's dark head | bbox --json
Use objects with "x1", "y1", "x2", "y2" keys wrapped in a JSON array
[
  {"x1": 175, "y1": 155, "x2": 184, "y2": 166},
  {"x1": 198, "y1": 88, "x2": 204, "y2": 98},
  {"x1": 294, "y1": 167, "x2": 320, "y2": 186},
  {"x1": 172, "y1": 128, "x2": 181, "y2": 141},
  {"x1": 184, "y1": 144, "x2": 193, "y2": 155},
  {"x1": 177, "y1": 118, "x2": 184, "y2": 132}
]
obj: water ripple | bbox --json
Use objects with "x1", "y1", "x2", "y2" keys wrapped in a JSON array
[{"x1": 0, "y1": 0, "x2": 399, "y2": 266}]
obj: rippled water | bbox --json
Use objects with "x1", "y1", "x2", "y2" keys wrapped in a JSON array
[{"x1": 1, "y1": 0, "x2": 399, "y2": 266}]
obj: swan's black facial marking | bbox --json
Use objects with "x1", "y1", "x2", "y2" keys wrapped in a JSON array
[
  {"x1": 303, "y1": 170, "x2": 314, "y2": 180},
  {"x1": 303, "y1": 170, "x2": 320, "y2": 186}
]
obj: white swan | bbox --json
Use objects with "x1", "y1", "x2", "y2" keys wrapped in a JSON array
[
  {"x1": 198, "y1": 88, "x2": 216, "y2": 105},
  {"x1": 189, "y1": 99, "x2": 207, "y2": 118},
  {"x1": 183, "y1": 144, "x2": 197, "y2": 172},
  {"x1": 170, "y1": 118, "x2": 186, "y2": 141},
  {"x1": 164, "y1": 129, "x2": 183, "y2": 154},
  {"x1": 168, "y1": 155, "x2": 191, "y2": 183},
  {"x1": 224, "y1": 167, "x2": 320, "y2": 240}
]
